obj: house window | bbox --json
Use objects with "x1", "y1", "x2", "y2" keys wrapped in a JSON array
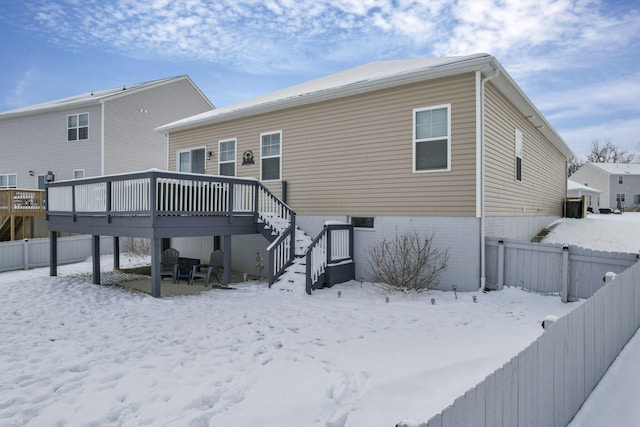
[
  {"x1": 218, "y1": 139, "x2": 236, "y2": 177},
  {"x1": 68, "y1": 113, "x2": 89, "y2": 141},
  {"x1": 634, "y1": 195, "x2": 640, "y2": 205},
  {"x1": 73, "y1": 169, "x2": 85, "y2": 179},
  {"x1": 619, "y1": 176, "x2": 623, "y2": 184},
  {"x1": 515, "y1": 129, "x2": 523, "y2": 182},
  {"x1": 0, "y1": 174, "x2": 17, "y2": 188},
  {"x1": 616, "y1": 193, "x2": 626, "y2": 203},
  {"x1": 178, "y1": 148, "x2": 205, "y2": 174},
  {"x1": 261, "y1": 131, "x2": 281, "y2": 181},
  {"x1": 413, "y1": 105, "x2": 450, "y2": 172},
  {"x1": 350, "y1": 216, "x2": 375, "y2": 229}
]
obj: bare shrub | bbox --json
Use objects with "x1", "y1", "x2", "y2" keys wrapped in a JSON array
[
  {"x1": 120, "y1": 237, "x2": 151, "y2": 256},
  {"x1": 367, "y1": 229, "x2": 449, "y2": 292}
]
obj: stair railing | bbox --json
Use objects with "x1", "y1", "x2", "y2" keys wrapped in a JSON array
[
  {"x1": 255, "y1": 183, "x2": 296, "y2": 286},
  {"x1": 305, "y1": 223, "x2": 354, "y2": 294}
]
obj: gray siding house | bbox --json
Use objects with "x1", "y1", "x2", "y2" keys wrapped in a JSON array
[
  {"x1": 156, "y1": 54, "x2": 573, "y2": 292},
  {"x1": 569, "y1": 163, "x2": 640, "y2": 211},
  {"x1": 0, "y1": 76, "x2": 214, "y2": 190}
]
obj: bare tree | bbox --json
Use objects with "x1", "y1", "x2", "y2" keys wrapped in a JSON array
[
  {"x1": 587, "y1": 139, "x2": 635, "y2": 163},
  {"x1": 567, "y1": 155, "x2": 583, "y2": 177},
  {"x1": 367, "y1": 229, "x2": 449, "y2": 292}
]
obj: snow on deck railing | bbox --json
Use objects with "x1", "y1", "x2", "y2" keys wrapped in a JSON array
[{"x1": 46, "y1": 170, "x2": 264, "y2": 217}]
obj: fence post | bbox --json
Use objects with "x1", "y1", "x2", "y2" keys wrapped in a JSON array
[
  {"x1": 498, "y1": 240, "x2": 505, "y2": 290},
  {"x1": 23, "y1": 238, "x2": 29, "y2": 270},
  {"x1": 561, "y1": 245, "x2": 569, "y2": 303}
]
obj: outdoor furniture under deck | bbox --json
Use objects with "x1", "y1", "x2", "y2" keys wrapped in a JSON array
[
  {"x1": 188, "y1": 250, "x2": 223, "y2": 286},
  {"x1": 46, "y1": 170, "x2": 297, "y2": 297}
]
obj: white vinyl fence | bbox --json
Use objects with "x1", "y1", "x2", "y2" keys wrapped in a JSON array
[
  {"x1": 486, "y1": 238, "x2": 639, "y2": 300},
  {"x1": 403, "y1": 253, "x2": 640, "y2": 427},
  {"x1": 0, "y1": 235, "x2": 114, "y2": 272}
]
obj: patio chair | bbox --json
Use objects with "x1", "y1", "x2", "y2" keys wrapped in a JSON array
[
  {"x1": 189, "y1": 250, "x2": 223, "y2": 286},
  {"x1": 160, "y1": 248, "x2": 180, "y2": 283}
]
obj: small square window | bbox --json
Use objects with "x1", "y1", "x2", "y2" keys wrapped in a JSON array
[
  {"x1": 350, "y1": 217, "x2": 374, "y2": 229},
  {"x1": 67, "y1": 113, "x2": 89, "y2": 141}
]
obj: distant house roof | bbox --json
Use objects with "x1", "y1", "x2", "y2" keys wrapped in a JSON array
[
  {"x1": 155, "y1": 53, "x2": 572, "y2": 158},
  {"x1": 587, "y1": 162, "x2": 640, "y2": 175},
  {"x1": 0, "y1": 75, "x2": 213, "y2": 120},
  {"x1": 568, "y1": 179, "x2": 601, "y2": 193}
]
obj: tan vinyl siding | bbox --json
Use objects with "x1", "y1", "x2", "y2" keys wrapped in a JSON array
[
  {"x1": 104, "y1": 79, "x2": 213, "y2": 175},
  {"x1": 169, "y1": 73, "x2": 478, "y2": 217},
  {"x1": 484, "y1": 83, "x2": 566, "y2": 217}
]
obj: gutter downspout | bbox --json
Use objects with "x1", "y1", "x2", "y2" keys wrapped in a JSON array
[{"x1": 478, "y1": 67, "x2": 500, "y2": 291}]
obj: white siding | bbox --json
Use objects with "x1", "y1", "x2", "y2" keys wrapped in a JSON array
[
  {"x1": 103, "y1": 78, "x2": 213, "y2": 175},
  {"x1": 485, "y1": 216, "x2": 559, "y2": 240},
  {"x1": 0, "y1": 106, "x2": 102, "y2": 189},
  {"x1": 301, "y1": 214, "x2": 480, "y2": 291}
]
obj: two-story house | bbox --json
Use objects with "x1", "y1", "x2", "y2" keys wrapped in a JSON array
[
  {"x1": 0, "y1": 75, "x2": 214, "y2": 240},
  {"x1": 570, "y1": 163, "x2": 640, "y2": 212}
]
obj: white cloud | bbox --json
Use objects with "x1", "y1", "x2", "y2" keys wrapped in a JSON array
[
  {"x1": 3, "y1": 68, "x2": 36, "y2": 109},
  {"x1": 559, "y1": 117, "x2": 640, "y2": 159},
  {"x1": 536, "y1": 73, "x2": 640, "y2": 121}
]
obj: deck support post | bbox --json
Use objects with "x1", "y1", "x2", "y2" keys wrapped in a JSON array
[
  {"x1": 49, "y1": 231, "x2": 57, "y2": 277},
  {"x1": 113, "y1": 236, "x2": 120, "y2": 270},
  {"x1": 92, "y1": 235, "x2": 101, "y2": 285},
  {"x1": 223, "y1": 235, "x2": 232, "y2": 285},
  {"x1": 151, "y1": 238, "x2": 162, "y2": 298}
]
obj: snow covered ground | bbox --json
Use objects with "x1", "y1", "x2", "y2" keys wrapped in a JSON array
[{"x1": 1, "y1": 213, "x2": 638, "y2": 426}]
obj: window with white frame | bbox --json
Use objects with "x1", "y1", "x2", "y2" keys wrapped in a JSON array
[
  {"x1": 218, "y1": 139, "x2": 236, "y2": 176},
  {"x1": 178, "y1": 148, "x2": 205, "y2": 174},
  {"x1": 73, "y1": 169, "x2": 85, "y2": 179},
  {"x1": 0, "y1": 174, "x2": 17, "y2": 188},
  {"x1": 515, "y1": 129, "x2": 523, "y2": 182},
  {"x1": 413, "y1": 105, "x2": 450, "y2": 172},
  {"x1": 616, "y1": 193, "x2": 626, "y2": 203},
  {"x1": 261, "y1": 131, "x2": 281, "y2": 181},
  {"x1": 619, "y1": 176, "x2": 623, "y2": 184},
  {"x1": 68, "y1": 113, "x2": 89, "y2": 141}
]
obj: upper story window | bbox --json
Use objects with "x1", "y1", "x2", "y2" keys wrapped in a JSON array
[
  {"x1": 413, "y1": 105, "x2": 450, "y2": 172},
  {"x1": 68, "y1": 113, "x2": 89, "y2": 141},
  {"x1": 515, "y1": 129, "x2": 523, "y2": 182},
  {"x1": 0, "y1": 174, "x2": 17, "y2": 188},
  {"x1": 73, "y1": 169, "x2": 85, "y2": 179},
  {"x1": 261, "y1": 131, "x2": 281, "y2": 181},
  {"x1": 619, "y1": 176, "x2": 623, "y2": 184},
  {"x1": 178, "y1": 148, "x2": 205, "y2": 174},
  {"x1": 218, "y1": 139, "x2": 236, "y2": 176}
]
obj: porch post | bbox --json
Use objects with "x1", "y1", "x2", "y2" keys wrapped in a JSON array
[
  {"x1": 49, "y1": 231, "x2": 57, "y2": 276},
  {"x1": 92, "y1": 235, "x2": 100, "y2": 285},
  {"x1": 223, "y1": 235, "x2": 232, "y2": 285},
  {"x1": 151, "y1": 238, "x2": 162, "y2": 297},
  {"x1": 113, "y1": 236, "x2": 120, "y2": 270}
]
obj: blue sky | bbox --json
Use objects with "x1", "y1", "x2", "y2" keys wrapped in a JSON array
[{"x1": 1, "y1": 0, "x2": 638, "y2": 159}]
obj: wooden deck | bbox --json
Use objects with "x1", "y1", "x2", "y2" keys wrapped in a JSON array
[
  {"x1": 46, "y1": 170, "x2": 296, "y2": 297},
  {"x1": 0, "y1": 189, "x2": 46, "y2": 241}
]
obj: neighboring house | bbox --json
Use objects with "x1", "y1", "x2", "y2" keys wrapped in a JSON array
[
  {"x1": 570, "y1": 163, "x2": 640, "y2": 211},
  {"x1": 567, "y1": 179, "x2": 602, "y2": 210},
  {"x1": 0, "y1": 76, "x2": 213, "y2": 240},
  {"x1": 155, "y1": 53, "x2": 572, "y2": 292},
  {"x1": 0, "y1": 75, "x2": 214, "y2": 190}
]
